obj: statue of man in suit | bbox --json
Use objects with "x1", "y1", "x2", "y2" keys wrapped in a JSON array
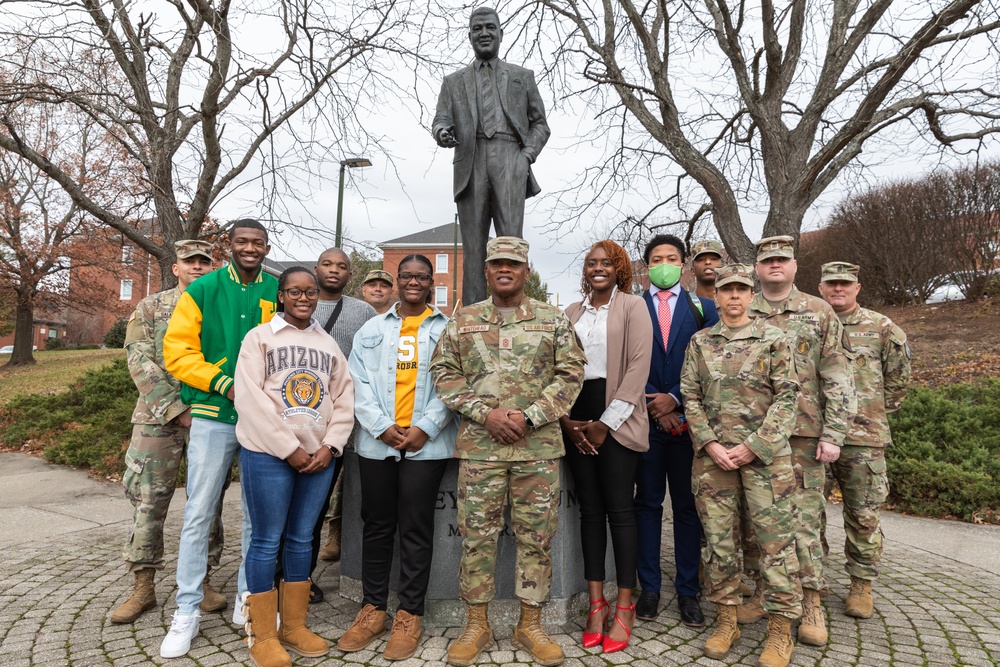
[{"x1": 433, "y1": 6, "x2": 551, "y2": 305}]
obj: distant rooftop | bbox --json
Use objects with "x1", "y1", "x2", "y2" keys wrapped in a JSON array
[
  {"x1": 262, "y1": 258, "x2": 313, "y2": 277},
  {"x1": 381, "y1": 223, "x2": 462, "y2": 247}
]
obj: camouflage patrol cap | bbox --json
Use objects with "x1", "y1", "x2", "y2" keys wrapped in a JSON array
[
  {"x1": 714, "y1": 263, "x2": 755, "y2": 288},
  {"x1": 820, "y1": 261, "x2": 860, "y2": 283},
  {"x1": 691, "y1": 239, "x2": 725, "y2": 261},
  {"x1": 363, "y1": 269, "x2": 394, "y2": 286},
  {"x1": 174, "y1": 239, "x2": 214, "y2": 261},
  {"x1": 755, "y1": 235, "x2": 796, "y2": 261},
  {"x1": 486, "y1": 236, "x2": 529, "y2": 263}
]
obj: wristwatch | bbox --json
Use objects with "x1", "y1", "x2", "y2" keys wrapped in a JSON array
[{"x1": 523, "y1": 412, "x2": 535, "y2": 430}]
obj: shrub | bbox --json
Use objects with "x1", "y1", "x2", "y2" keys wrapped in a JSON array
[
  {"x1": 104, "y1": 318, "x2": 128, "y2": 349},
  {"x1": 44, "y1": 337, "x2": 66, "y2": 350}
]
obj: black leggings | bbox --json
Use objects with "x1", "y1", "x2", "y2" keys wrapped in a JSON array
[{"x1": 563, "y1": 379, "x2": 640, "y2": 588}]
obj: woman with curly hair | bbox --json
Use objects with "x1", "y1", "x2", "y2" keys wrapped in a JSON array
[{"x1": 561, "y1": 240, "x2": 653, "y2": 653}]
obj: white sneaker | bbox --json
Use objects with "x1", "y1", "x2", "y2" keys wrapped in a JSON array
[
  {"x1": 232, "y1": 595, "x2": 246, "y2": 626},
  {"x1": 160, "y1": 610, "x2": 201, "y2": 658}
]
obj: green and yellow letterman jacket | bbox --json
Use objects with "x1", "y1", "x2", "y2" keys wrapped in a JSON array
[{"x1": 164, "y1": 264, "x2": 278, "y2": 423}]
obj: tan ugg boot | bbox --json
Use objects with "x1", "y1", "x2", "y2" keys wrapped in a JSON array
[
  {"x1": 277, "y1": 580, "x2": 329, "y2": 657},
  {"x1": 384, "y1": 609, "x2": 422, "y2": 661},
  {"x1": 737, "y1": 576, "x2": 766, "y2": 624},
  {"x1": 110, "y1": 569, "x2": 157, "y2": 624},
  {"x1": 245, "y1": 590, "x2": 292, "y2": 667},
  {"x1": 511, "y1": 603, "x2": 563, "y2": 666},
  {"x1": 758, "y1": 614, "x2": 794, "y2": 667},
  {"x1": 704, "y1": 604, "x2": 741, "y2": 659},
  {"x1": 845, "y1": 577, "x2": 874, "y2": 618},
  {"x1": 798, "y1": 588, "x2": 828, "y2": 645},
  {"x1": 337, "y1": 603, "x2": 387, "y2": 652},
  {"x1": 446, "y1": 603, "x2": 493, "y2": 666},
  {"x1": 319, "y1": 517, "x2": 342, "y2": 561},
  {"x1": 200, "y1": 569, "x2": 227, "y2": 612}
]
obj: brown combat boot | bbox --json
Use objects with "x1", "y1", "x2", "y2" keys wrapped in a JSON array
[
  {"x1": 737, "y1": 576, "x2": 766, "y2": 624},
  {"x1": 200, "y1": 569, "x2": 227, "y2": 612},
  {"x1": 277, "y1": 580, "x2": 329, "y2": 657},
  {"x1": 740, "y1": 576, "x2": 755, "y2": 598},
  {"x1": 110, "y1": 569, "x2": 157, "y2": 624},
  {"x1": 757, "y1": 614, "x2": 794, "y2": 667},
  {"x1": 446, "y1": 603, "x2": 493, "y2": 666},
  {"x1": 798, "y1": 588, "x2": 828, "y2": 645},
  {"x1": 319, "y1": 517, "x2": 342, "y2": 561},
  {"x1": 245, "y1": 589, "x2": 292, "y2": 667},
  {"x1": 845, "y1": 577, "x2": 874, "y2": 619},
  {"x1": 704, "y1": 604, "x2": 741, "y2": 659},
  {"x1": 337, "y1": 603, "x2": 387, "y2": 652},
  {"x1": 384, "y1": 609, "x2": 422, "y2": 661},
  {"x1": 511, "y1": 603, "x2": 564, "y2": 666}
]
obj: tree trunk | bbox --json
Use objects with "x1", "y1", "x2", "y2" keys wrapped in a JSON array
[{"x1": 4, "y1": 293, "x2": 37, "y2": 367}]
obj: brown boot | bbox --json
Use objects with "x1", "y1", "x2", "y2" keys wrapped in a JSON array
[
  {"x1": 740, "y1": 576, "x2": 754, "y2": 598},
  {"x1": 758, "y1": 614, "x2": 794, "y2": 667},
  {"x1": 845, "y1": 577, "x2": 874, "y2": 619},
  {"x1": 511, "y1": 603, "x2": 564, "y2": 666},
  {"x1": 337, "y1": 603, "x2": 387, "y2": 652},
  {"x1": 245, "y1": 589, "x2": 292, "y2": 667},
  {"x1": 704, "y1": 604, "x2": 741, "y2": 659},
  {"x1": 384, "y1": 609, "x2": 422, "y2": 661},
  {"x1": 277, "y1": 580, "x2": 329, "y2": 657},
  {"x1": 446, "y1": 603, "x2": 493, "y2": 666},
  {"x1": 737, "y1": 577, "x2": 766, "y2": 624},
  {"x1": 200, "y1": 570, "x2": 227, "y2": 613},
  {"x1": 110, "y1": 569, "x2": 157, "y2": 624},
  {"x1": 798, "y1": 589, "x2": 828, "y2": 645},
  {"x1": 319, "y1": 517, "x2": 342, "y2": 561}
]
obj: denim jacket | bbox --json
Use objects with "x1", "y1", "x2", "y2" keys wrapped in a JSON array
[{"x1": 349, "y1": 304, "x2": 457, "y2": 461}]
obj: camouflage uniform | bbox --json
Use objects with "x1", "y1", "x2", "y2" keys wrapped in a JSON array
[
  {"x1": 122, "y1": 287, "x2": 225, "y2": 571},
  {"x1": 430, "y1": 295, "x2": 585, "y2": 606},
  {"x1": 681, "y1": 266, "x2": 802, "y2": 618}
]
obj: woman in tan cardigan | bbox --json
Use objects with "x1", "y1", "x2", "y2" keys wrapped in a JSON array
[{"x1": 561, "y1": 240, "x2": 653, "y2": 653}]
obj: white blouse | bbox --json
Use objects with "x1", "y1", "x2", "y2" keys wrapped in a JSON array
[{"x1": 574, "y1": 287, "x2": 635, "y2": 431}]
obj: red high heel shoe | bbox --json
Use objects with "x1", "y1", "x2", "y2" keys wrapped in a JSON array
[
  {"x1": 602, "y1": 602, "x2": 635, "y2": 653},
  {"x1": 582, "y1": 597, "x2": 609, "y2": 648}
]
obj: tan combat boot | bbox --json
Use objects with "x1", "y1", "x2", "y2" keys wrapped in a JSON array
[
  {"x1": 737, "y1": 576, "x2": 766, "y2": 624},
  {"x1": 446, "y1": 603, "x2": 493, "y2": 666},
  {"x1": 337, "y1": 603, "x2": 387, "y2": 651},
  {"x1": 798, "y1": 588, "x2": 828, "y2": 645},
  {"x1": 277, "y1": 580, "x2": 329, "y2": 657},
  {"x1": 511, "y1": 603, "x2": 564, "y2": 666},
  {"x1": 319, "y1": 517, "x2": 342, "y2": 561},
  {"x1": 845, "y1": 577, "x2": 874, "y2": 619},
  {"x1": 704, "y1": 604, "x2": 741, "y2": 659},
  {"x1": 757, "y1": 614, "x2": 794, "y2": 667},
  {"x1": 200, "y1": 569, "x2": 227, "y2": 612},
  {"x1": 245, "y1": 589, "x2": 292, "y2": 667},
  {"x1": 740, "y1": 576, "x2": 755, "y2": 598},
  {"x1": 110, "y1": 569, "x2": 157, "y2": 624},
  {"x1": 384, "y1": 609, "x2": 422, "y2": 661}
]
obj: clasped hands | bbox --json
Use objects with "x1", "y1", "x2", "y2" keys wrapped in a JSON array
[
  {"x1": 559, "y1": 415, "x2": 609, "y2": 455},
  {"x1": 379, "y1": 424, "x2": 430, "y2": 453},
  {"x1": 485, "y1": 408, "x2": 530, "y2": 445},
  {"x1": 286, "y1": 446, "x2": 334, "y2": 474},
  {"x1": 645, "y1": 392, "x2": 686, "y2": 433}
]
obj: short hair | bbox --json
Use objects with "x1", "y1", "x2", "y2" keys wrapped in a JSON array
[
  {"x1": 582, "y1": 240, "x2": 633, "y2": 298},
  {"x1": 643, "y1": 234, "x2": 686, "y2": 264},
  {"x1": 229, "y1": 218, "x2": 269, "y2": 243},
  {"x1": 318, "y1": 247, "x2": 350, "y2": 268},
  {"x1": 469, "y1": 6, "x2": 501, "y2": 27},
  {"x1": 276, "y1": 266, "x2": 316, "y2": 313}
]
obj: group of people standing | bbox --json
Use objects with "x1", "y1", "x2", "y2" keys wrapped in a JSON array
[{"x1": 110, "y1": 219, "x2": 909, "y2": 667}]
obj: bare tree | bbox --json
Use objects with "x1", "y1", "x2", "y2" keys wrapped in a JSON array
[
  {"x1": 943, "y1": 161, "x2": 1000, "y2": 299},
  {"x1": 509, "y1": 0, "x2": 1000, "y2": 260}
]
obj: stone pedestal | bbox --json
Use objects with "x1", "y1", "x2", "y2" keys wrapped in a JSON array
[{"x1": 339, "y1": 451, "x2": 613, "y2": 626}]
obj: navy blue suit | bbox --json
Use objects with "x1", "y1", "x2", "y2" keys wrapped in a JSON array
[{"x1": 634, "y1": 288, "x2": 718, "y2": 598}]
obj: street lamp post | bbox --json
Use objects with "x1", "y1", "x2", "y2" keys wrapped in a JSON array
[{"x1": 335, "y1": 157, "x2": 372, "y2": 247}]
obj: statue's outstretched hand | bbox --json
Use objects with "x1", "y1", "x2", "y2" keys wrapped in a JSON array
[{"x1": 436, "y1": 126, "x2": 459, "y2": 148}]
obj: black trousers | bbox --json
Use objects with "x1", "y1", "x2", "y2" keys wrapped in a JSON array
[
  {"x1": 358, "y1": 454, "x2": 448, "y2": 615},
  {"x1": 563, "y1": 379, "x2": 640, "y2": 588}
]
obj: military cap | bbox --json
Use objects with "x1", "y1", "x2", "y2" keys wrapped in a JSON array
[
  {"x1": 755, "y1": 235, "x2": 796, "y2": 261},
  {"x1": 691, "y1": 239, "x2": 725, "y2": 261},
  {"x1": 715, "y1": 263, "x2": 755, "y2": 288},
  {"x1": 820, "y1": 261, "x2": 860, "y2": 283},
  {"x1": 174, "y1": 239, "x2": 214, "y2": 261},
  {"x1": 486, "y1": 236, "x2": 529, "y2": 263},
  {"x1": 363, "y1": 269, "x2": 394, "y2": 286}
]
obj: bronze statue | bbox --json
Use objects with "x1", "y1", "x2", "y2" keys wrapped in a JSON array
[{"x1": 433, "y1": 6, "x2": 550, "y2": 305}]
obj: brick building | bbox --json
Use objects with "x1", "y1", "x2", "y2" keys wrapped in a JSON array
[{"x1": 380, "y1": 223, "x2": 464, "y2": 312}]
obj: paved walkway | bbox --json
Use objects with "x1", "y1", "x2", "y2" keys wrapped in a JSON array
[{"x1": 1, "y1": 451, "x2": 999, "y2": 667}]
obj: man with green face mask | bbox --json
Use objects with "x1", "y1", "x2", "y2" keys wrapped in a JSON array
[{"x1": 634, "y1": 234, "x2": 719, "y2": 627}]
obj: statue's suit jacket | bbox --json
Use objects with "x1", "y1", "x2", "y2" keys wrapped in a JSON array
[{"x1": 433, "y1": 60, "x2": 550, "y2": 202}]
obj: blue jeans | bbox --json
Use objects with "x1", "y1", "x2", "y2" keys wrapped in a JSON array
[
  {"x1": 175, "y1": 418, "x2": 250, "y2": 614},
  {"x1": 241, "y1": 448, "x2": 336, "y2": 594}
]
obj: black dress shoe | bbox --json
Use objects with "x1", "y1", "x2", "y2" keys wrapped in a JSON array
[
  {"x1": 635, "y1": 591, "x2": 661, "y2": 620},
  {"x1": 309, "y1": 581, "x2": 324, "y2": 604},
  {"x1": 678, "y1": 595, "x2": 705, "y2": 627}
]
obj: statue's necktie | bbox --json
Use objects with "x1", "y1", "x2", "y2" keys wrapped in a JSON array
[
  {"x1": 480, "y1": 62, "x2": 497, "y2": 138},
  {"x1": 657, "y1": 290, "x2": 673, "y2": 349}
]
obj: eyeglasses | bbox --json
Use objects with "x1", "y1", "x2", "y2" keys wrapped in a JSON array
[
  {"x1": 398, "y1": 272, "x2": 432, "y2": 284},
  {"x1": 283, "y1": 288, "x2": 320, "y2": 299}
]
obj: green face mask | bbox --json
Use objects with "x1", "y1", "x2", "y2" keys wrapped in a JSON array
[{"x1": 648, "y1": 262, "x2": 682, "y2": 289}]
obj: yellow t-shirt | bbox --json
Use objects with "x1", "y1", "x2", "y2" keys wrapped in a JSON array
[{"x1": 394, "y1": 307, "x2": 432, "y2": 427}]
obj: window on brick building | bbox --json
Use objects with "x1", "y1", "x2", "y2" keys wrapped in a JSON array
[
  {"x1": 120, "y1": 279, "x2": 133, "y2": 300},
  {"x1": 435, "y1": 286, "x2": 448, "y2": 306},
  {"x1": 436, "y1": 254, "x2": 448, "y2": 273}
]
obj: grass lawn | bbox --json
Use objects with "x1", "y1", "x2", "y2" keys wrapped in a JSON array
[{"x1": 0, "y1": 349, "x2": 125, "y2": 406}]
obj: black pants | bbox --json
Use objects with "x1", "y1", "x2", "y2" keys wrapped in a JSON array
[
  {"x1": 358, "y1": 454, "x2": 448, "y2": 615},
  {"x1": 563, "y1": 379, "x2": 640, "y2": 588}
]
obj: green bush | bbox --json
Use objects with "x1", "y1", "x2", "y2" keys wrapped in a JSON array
[
  {"x1": 104, "y1": 318, "x2": 128, "y2": 348},
  {"x1": 887, "y1": 379, "x2": 1000, "y2": 523},
  {"x1": 44, "y1": 337, "x2": 66, "y2": 350}
]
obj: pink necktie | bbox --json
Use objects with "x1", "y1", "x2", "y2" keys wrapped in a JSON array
[{"x1": 657, "y1": 290, "x2": 673, "y2": 349}]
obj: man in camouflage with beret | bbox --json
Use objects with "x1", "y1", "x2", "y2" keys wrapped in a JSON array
[
  {"x1": 111, "y1": 240, "x2": 227, "y2": 624},
  {"x1": 690, "y1": 240, "x2": 725, "y2": 301},
  {"x1": 681, "y1": 264, "x2": 801, "y2": 667},
  {"x1": 738, "y1": 236, "x2": 856, "y2": 647},
  {"x1": 818, "y1": 261, "x2": 910, "y2": 619},
  {"x1": 362, "y1": 269, "x2": 394, "y2": 315},
  {"x1": 430, "y1": 236, "x2": 585, "y2": 667}
]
